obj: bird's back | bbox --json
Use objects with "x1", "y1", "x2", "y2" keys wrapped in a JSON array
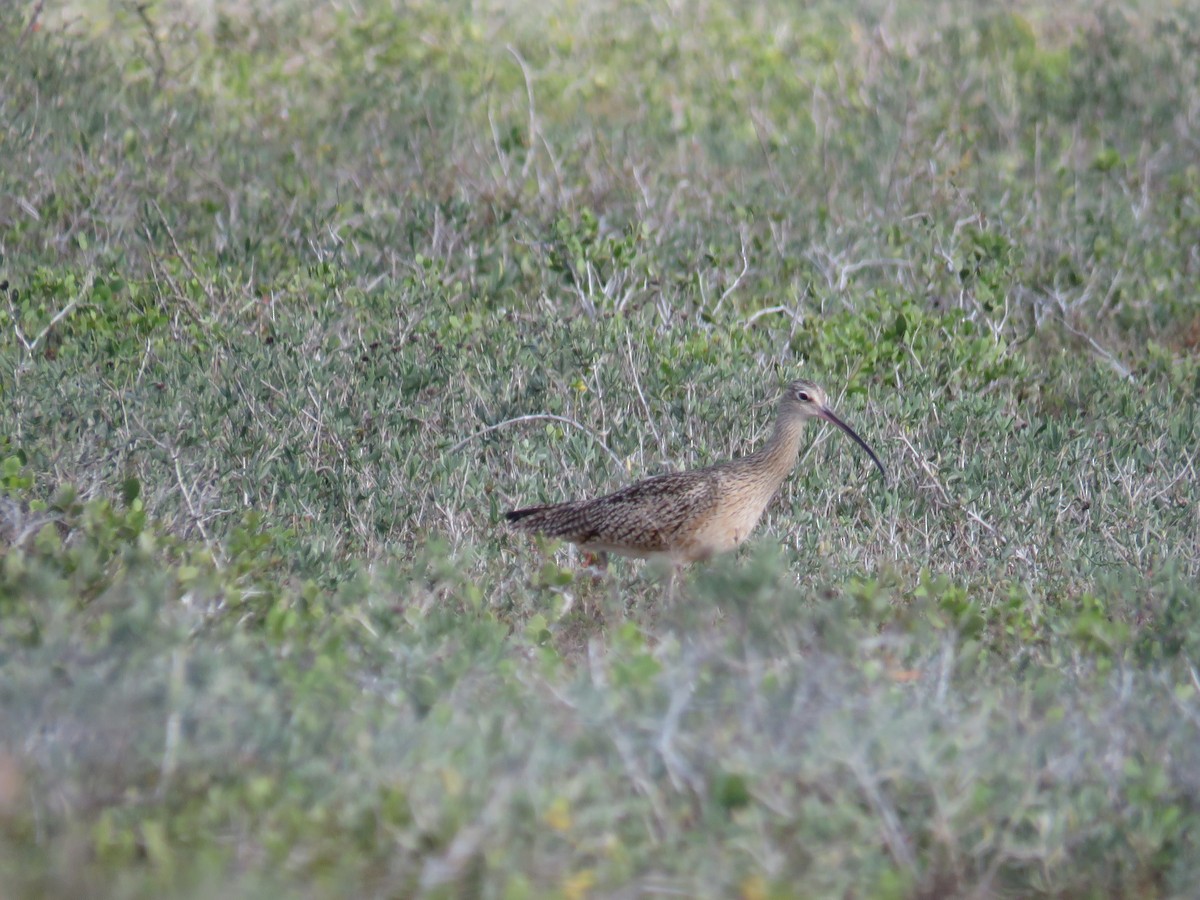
[{"x1": 505, "y1": 467, "x2": 722, "y2": 560}]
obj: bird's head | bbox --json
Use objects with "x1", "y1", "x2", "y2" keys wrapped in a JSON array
[
  {"x1": 780, "y1": 379, "x2": 887, "y2": 480},
  {"x1": 779, "y1": 379, "x2": 829, "y2": 418}
]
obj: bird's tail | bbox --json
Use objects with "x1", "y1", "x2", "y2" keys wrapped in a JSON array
[
  {"x1": 504, "y1": 505, "x2": 547, "y2": 524},
  {"x1": 504, "y1": 502, "x2": 582, "y2": 536}
]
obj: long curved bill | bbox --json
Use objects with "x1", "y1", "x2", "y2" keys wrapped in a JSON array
[{"x1": 817, "y1": 407, "x2": 887, "y2": 481}]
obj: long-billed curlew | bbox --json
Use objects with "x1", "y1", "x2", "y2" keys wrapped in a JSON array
[{"x1": 505, "y1": 379, "x2": 885, "y2": 568}]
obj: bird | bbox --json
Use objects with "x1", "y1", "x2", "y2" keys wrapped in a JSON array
[{"x1": 505, "y1": 379, "x2": 885, "y2": 569}]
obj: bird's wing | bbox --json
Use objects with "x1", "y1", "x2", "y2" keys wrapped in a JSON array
[{"x1": 575, "y1": 470, "x2": 721, "y2": 552}]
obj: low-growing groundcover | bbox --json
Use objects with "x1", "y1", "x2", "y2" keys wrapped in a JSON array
[{"x1": 2, "y1": 0, "x2": 1199, "y2": 897}]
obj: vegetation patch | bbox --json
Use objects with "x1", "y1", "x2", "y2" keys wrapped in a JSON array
[{"x1": 2, "y1": 0, "x2": 1198, "y2": 896}]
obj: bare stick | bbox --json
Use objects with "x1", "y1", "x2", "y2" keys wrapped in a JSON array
[
  {"x1": 450, "y1": 413, "x2": 625, "y2": 472},
  {"x1": 626, "y1": 333, "x2": 664, "y2": 453},
  {"x1": 712, "y1": 231, "x2": 751, "y2": 314}
]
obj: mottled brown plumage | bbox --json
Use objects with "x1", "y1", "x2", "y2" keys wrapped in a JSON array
[{"x1": 506, "y1": 379, "x2": 885, "y2": 564}]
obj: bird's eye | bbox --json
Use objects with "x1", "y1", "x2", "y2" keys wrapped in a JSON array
[{"x1": 796, "y1": 391, "x2": 810, "y2": 402}]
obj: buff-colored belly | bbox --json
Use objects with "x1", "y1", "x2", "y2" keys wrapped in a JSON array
[{"x1": 676, "y1": 489, "x2": 777, "y2": 562}]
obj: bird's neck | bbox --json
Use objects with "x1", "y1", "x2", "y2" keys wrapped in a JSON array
[{"x1": 745, "y1": 415, "x2": 806, "y2": 482}]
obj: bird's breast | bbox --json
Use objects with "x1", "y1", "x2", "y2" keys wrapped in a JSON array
[{"x1": 680, "y1": 477, "x2": 779, "y2": 560}]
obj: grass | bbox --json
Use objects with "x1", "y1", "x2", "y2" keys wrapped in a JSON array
[{"x1": 2, "y1": 0, "x2": 1199, "y2": 896}]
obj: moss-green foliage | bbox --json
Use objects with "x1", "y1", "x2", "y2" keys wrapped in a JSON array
[{"x1": 2, "y1": 0, "x2": 1199, "y2": 896}]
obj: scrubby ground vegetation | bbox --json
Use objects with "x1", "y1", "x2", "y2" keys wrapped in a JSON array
[{"x1": 2, "y1": 0, "x2": 1199, "y2": 896}]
